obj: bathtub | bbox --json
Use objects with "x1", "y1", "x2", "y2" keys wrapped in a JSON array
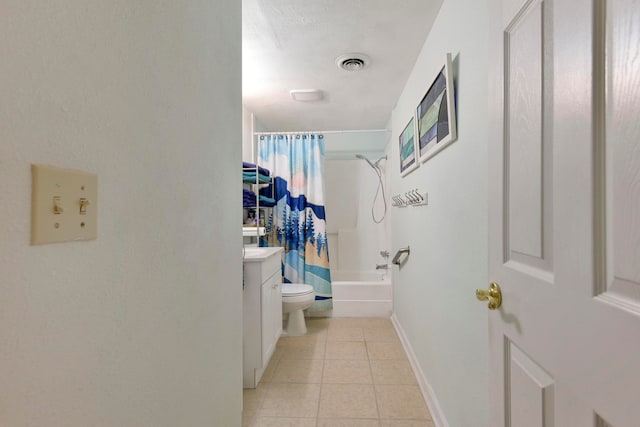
[{"x1": 326, "y1": 270, "x2": 392, "y2": 317}]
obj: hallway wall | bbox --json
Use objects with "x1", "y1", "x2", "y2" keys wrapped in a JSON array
[
  {"x1": 0, "y1": 1, "x2": 243, "y2": 426},
  {"x1": 388, "y1": 0, "x2": 490, "y2": 425}
]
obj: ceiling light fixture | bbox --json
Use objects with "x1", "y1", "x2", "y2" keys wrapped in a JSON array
[
  {"x1": 335, "y1": 53, "x2": 370, "y2": 72},
  {"x1": 290, "y1": 89, "x2": 324, "y2": 102}
]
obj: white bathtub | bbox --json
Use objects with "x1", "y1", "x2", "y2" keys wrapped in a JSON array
[{"x1": 326, "y1": 270, "x2": 392, "y2": 317}]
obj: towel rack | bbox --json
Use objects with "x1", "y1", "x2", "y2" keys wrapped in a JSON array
[
  {"x1": 392, "y1": 246, "x2": 411, "y2": 266},
  {"x1": 392, "y1": 189, "x2": 428, "y2": 208}
]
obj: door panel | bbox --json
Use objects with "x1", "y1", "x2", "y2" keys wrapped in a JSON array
[
  {"x1": 503, "y1": 0, "x2": 555, "y2": 278},
  {"x1": 601, "y1": 0, "x2": 640, "y2": 305},
  {"x1": 507, "y1": 340, "x2": 555, "y2": 427},
  {"x1": 506, "y1": 0, "x2": 543, "y2": 260}
]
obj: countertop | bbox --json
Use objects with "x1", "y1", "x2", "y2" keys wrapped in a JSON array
[{"x1": 242, "y1": 246, "x2": 284, "y2": 262}]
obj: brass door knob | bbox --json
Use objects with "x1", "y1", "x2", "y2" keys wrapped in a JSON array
[{"x1": 476, "y1": 282, "x2": 502, "y2": 310}]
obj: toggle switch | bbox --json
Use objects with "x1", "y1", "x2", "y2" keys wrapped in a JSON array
[
  {"x1": 53, "y1": 196, "x2": 64, "y2": 214},
  {"x1": 79, "y1": 198, "x2": 90, "y2": 214}
]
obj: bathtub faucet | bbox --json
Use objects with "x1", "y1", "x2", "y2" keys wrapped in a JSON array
[{"x1": 376, "y1": 263, "x2": 388, "y2": 270}]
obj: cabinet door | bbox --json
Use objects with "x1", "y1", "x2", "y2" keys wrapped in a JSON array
[
  {"x1": 271, "y1": 280, "x2": 282, "y2": 345},
  {"x1": 260, "y1": 279, "x2": 272, "y2": 365},
  {"x1": 260, "y1": 272, "x2": 279, "y2": 365}
]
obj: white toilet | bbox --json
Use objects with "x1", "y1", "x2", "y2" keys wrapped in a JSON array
[{"x1": 281, "y1": 284, "x2": 315, "y2": 336}]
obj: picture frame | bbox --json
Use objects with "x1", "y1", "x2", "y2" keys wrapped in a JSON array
[
  {"x1": 399, "y1": 115, "x2": 419, "y2": 177},
  {"x1": 417, "y1": 53, "x2": 457, "y2": 163}
]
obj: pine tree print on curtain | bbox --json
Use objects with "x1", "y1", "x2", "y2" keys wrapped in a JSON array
[{"x1": 258, "y1": 134, "x2": 332, "y2": 311}]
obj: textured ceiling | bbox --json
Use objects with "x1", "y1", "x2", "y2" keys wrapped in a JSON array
[{"x1": 243, "y1": 0, "x2": 443, "y2": 131}]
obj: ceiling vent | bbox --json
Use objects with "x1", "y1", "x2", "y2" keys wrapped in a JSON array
[{"x1": 335, "y1": 53, "x2": 370, "y2": 72}]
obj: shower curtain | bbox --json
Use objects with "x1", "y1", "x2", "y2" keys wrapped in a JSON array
[{"x1": 258, "y1": 134, "x2": 332, "y2": 311}]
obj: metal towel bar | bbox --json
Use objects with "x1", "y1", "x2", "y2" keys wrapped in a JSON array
[{"x1": 392, "y1": 246, "x2": 411, "y2": 266}]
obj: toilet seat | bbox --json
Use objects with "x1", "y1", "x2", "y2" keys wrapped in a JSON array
[{"x1": 281, "y1": 284, "x2": 314, "y2": 297}]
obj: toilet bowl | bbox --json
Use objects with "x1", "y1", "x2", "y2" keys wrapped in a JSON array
[{"x1": 281, "y1": 284, "x2": 315, "y2": 336}]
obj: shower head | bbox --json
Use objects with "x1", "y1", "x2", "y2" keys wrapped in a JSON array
[{"x1": 355, "y1": 154, "x2": 377, "y2": 170}]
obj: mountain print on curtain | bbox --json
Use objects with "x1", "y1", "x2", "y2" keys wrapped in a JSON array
[{"x1": 258, "y1": 134, "x2": 332, "y2": 311}]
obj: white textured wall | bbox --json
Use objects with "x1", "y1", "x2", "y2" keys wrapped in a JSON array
[
  {"x1": 242, "y1": 106, "x2": 254, "y2": 162},
  {"x1": 324, "y1": 131, "x2": 388, "y2": 160},
  {"x1": 389, "y1": 0, "x2": 489, "y2": 426},
  {"x1": 242, "y1": 112, "x2": 270, "y2": 164},
  {"x1": 0, "y1": 1, "x2": 242, "y2": 426}
]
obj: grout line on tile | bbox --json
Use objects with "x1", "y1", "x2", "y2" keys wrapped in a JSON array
[
  {"x1": 367, "y1": 357, "x2": 382, "y2": 421},
  {"x1": 316, "y1": 326, "x2": 326, "y2": 421}
]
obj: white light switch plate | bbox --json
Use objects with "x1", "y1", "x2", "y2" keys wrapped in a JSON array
[{"x1": 31, "y1": 164, "x2": 98, "y2": 245}]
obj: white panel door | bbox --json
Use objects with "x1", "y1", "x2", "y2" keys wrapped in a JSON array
[{"x1": 487, "y1": 0, "x2": 640, "y2": 425}]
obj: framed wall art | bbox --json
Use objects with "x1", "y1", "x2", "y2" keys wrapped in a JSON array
[
  {"x1": 417, "y1": 53, "x2": 457, "y2": 162},
  {"x1": 399, "y1": 115, "x2": 419, "y2": 177}
]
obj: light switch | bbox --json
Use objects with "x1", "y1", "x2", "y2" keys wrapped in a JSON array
[{"x1": 31, "y1": 164, "x2": 98, "y2": 245}]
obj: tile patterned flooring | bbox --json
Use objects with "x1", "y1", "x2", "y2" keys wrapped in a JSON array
[{"x1": 243, "y1": 317, "x2": 435, "y2": 427}]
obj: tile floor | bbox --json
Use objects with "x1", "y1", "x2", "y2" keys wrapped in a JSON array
[{"x1": 243, "y1": 317, "x2": 435, "y2": 427}]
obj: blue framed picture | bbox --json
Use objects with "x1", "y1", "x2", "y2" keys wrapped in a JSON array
[
  {"x1": 417, "y1": 53, "x2": 457, "y2": 162},
  {"x1": 399, "y1": 116, "x2": 419, "y2": 177}
]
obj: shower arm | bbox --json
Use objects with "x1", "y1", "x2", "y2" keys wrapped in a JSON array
[{"x1": 355, "y1": 154, "x2": 387, "y2": 172}]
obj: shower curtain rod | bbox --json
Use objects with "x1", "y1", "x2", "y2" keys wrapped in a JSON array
[{"x1": 253, "y1": 128, "x2": 390, "y2": 136}]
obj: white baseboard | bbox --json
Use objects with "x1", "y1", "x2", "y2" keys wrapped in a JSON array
[{"x1": 391, "y1": 313, "x2": 450, "y2": 427}]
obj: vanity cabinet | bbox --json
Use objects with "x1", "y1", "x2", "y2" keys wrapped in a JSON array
[{"x1": 243, "y1": 247, "x2": 283, "y2": 388}]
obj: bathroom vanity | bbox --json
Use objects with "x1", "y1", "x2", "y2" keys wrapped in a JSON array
[{"x1": 242, "y1": 246, "x2": 283, "y2": 388}]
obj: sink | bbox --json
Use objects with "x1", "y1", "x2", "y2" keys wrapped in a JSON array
[
  {"x1": 243, "y1": 246, "x2": 283, "y2": 261},
  {"x1": 243, "y1": 247, "x2": 266, "y2": 257}
]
